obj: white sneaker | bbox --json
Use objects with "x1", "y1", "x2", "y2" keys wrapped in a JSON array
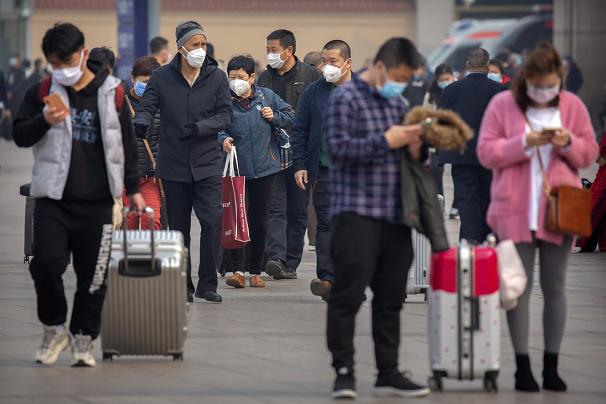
[
  {"x1": 71, "y1": 334, "x2": 96, "y2": 367},
  {"x1": 35, "y1": 325, "x2": 70, "y2": 365}
]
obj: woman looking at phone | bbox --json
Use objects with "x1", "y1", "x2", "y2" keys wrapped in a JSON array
[{"x1": 478, "y1": 43, "x2": 598, "y2": 393}]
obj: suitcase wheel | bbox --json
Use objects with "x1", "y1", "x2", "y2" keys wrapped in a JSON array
[
  {"x1": 428, "y1": 373, "x2": 444, "y2": 392},
  {"x1": 172, "y1": 353, "x2": 184, "y2": 361},
  {"x1": 102, "y1": 353, "x2": 113, "y2": 361},
  {"x1": 483, "y1": 372, "x2": 498, "y2": 393}
]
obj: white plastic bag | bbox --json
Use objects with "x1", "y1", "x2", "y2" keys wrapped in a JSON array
[{"x1": 496, "y1": 240, "x2": 527, "y2": 310}]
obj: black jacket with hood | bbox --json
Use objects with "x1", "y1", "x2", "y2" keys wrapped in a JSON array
[{"x1": 135, "y1": 54, "x2": 232, "y2": 182}]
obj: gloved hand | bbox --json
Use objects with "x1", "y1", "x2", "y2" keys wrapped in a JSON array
[{"x1": 134, "y1": 124, "x2": 148, "y2": 139}]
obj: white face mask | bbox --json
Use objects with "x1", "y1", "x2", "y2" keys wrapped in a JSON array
[
  {"x1": 229, "y1": 79, "x2": 250, "y2": 97},
  {"x1": 182, "y1": 46, "x2": 206, "y2": 68},
  {"x1": 52, "y1": 50, "x2": 85, "y2": 87},
  {"x1": 323, "y1": 62, "x2": 348, "y2": 83},
  {"x1": 526, "y1": 81, "x2": 560, "y2": 105},
  {"x1": 267, "y1": 50, "x2": 286, "y2": 69}
]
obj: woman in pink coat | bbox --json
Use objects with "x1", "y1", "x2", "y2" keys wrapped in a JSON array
[{"x1": 478, "y1": 43, "x2": 598, "y2": 393}]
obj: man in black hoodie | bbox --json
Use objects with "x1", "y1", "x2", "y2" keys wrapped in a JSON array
[
  {"x1": 135, "y1": 21, "x2": 232, "y2": 303},
  {"x1": 13, "y1": 22, "x2": 142, "y2": 367}
]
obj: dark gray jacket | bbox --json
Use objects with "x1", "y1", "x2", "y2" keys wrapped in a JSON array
[
  {"x1": 135, "y1": 54, "x2": 232, "y2": 182},
  {"x1": 400, "y1": 150, "x2": 449, "y2": 252}
]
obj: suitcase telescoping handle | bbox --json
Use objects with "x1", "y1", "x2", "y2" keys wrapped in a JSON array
[{"x1": 120, "y1": 206, "x2": 160, "y2": 277}]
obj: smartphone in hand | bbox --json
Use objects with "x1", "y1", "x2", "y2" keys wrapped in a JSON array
[
  {"x1": 43, "y1": 93, "x2": 69, "y2": 115},
  {"x1": 541, "y1": 127, "x2": 561, "y2": 138}
]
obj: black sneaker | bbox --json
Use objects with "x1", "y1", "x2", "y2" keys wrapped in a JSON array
[
  {"x1": 332, "y1": 367, "x2": 357, "y2": 399},
  {"x1": 265, "y1": 260, "x2": 285, "y2": 278},
  {"x1": 194, "y1": 290, "x2": 222, "y2": 303},
  {"x1": 277, "y1": 267, "x2": 298, "y2": 280},
  {"x1": 373, "y1": 370, "x2": 430, "y2": 398}
]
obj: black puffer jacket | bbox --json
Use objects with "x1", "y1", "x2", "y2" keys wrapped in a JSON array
[{"x1": 126, "y1": 92, "x2": 160, "y2": 177}]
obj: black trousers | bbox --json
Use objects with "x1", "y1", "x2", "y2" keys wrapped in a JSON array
[
  {"x1": 163, "y1": 176, "x2": 221, "y2": 294},
  {"x1": 327, "y1": 213, "x2": 414, "y2": 374},
  {"x1": 265, "y1": 166, "x2": 309, "y2": 270},
  {"x1": 30, "y1": 198, "x2": 113, "y2": 339},
  {"x1": 312, "y1": 166, "x2": 333, "y2": 282},
  {"x1": 231, "y1": 173, "x2": 277, "y2": 275},
  {"x1": 451, "y1": 164, "x2": 492, "y2": 243}
]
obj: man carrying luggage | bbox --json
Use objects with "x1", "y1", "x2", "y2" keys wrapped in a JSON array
[
  {"x1": 13, "y1": 22, "x2": 143, "y2": 367},
  {"x1": 324, "y1": 37, "x2": 431, "y2": 399}
]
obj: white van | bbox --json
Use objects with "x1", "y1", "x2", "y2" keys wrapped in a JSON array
[{"x1": 427, "y1": 14, "x2": 553, "y2": 74}]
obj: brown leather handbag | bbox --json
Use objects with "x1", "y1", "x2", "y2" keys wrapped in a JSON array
[{"x1": 535, "y1": 146, "x2": 592, "y2": 237}]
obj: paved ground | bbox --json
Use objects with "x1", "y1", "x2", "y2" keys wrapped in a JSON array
[{"x1": 1, "y1": 141, "x2": 605, "y2": 404}]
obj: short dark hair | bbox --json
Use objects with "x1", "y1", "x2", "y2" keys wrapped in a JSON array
[
  {"x1": 267, "y1": 29, "x2": 296, "y2": 54},
  {"x1": 42, "y1": 23, "x2": 85, "y2": 62},
  {"x1": 323, "y1": 40, "x2": 351, "y2": 60},
  {"x1": 303, "y1": 51, "x2": 322, "y2": 67},
  {"x1": 488, "y1": 59, "x2": 504, "y2": 74},
  {"x1": 374, "y1": 37, "x2": 419, "y2": 70},
  {"x1": 131, "y1": 56, "x2": 161, "y2": 78},
  {"x1": 34, "y1": 58, "x2": 44, "y2": 68},
  {"x1": 467, "y1": 48, "x2": 489, "y2": 69},
  {"x1": 206, "y1": 42, "x2": 215, "y2": 58},
  {"x1": 149, "y1": 36, "x2": 168, "y2": 54},
  {"x1": 227, "y1": 55, "x2": 255, "y2": 76},
  {"x1": 89, "y1": 47, "x2": 116, "y2": 69}
]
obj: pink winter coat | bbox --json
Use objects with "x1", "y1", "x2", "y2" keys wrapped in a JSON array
[{"x1": 477, "y1": 90, "x2": 599, "y2": 246}]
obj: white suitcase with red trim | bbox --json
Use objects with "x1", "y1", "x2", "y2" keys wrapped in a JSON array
[{"x1": 427, "y1": 240, "x2": 500, "y2": 392}]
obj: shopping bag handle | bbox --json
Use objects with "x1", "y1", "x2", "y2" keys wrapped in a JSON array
[{"x1": 222, "y1": 147, "x2": 241, "y2": 177}]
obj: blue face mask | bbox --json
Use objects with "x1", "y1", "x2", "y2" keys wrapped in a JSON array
[
  {"x1": 487, "y1": 72, "x2": 502, "y2": 83},
  {"x1": 134, "y1": 80, "x2": 147, "y2": 97},
  {"x1": 437, "y1": 80, "x2": 454, "y2": 89},
  {"x1": 378, "y1": 79, "x2": 408, "y2": 99}
]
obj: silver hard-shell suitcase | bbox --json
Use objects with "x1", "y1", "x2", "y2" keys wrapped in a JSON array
[
  {"x1": 405, "y1": 194, "x2": 445, "y2": 302},
  {"x1": 101, "y1": 208, "x2": 188, "y2": 360}
]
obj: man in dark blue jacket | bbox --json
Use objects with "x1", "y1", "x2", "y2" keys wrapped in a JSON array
[
  {"x1": 292, "y1": 40, "x2": 353, "y2": 300},
  {"x1": 135, "y1": 21, "x2": 232, "y2": 303},
  {"x1": 438, "y1": 48, "x2": 505, "y2": 243}
]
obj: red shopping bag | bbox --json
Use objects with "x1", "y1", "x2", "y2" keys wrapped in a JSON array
[{"x1": 221, "y1": 148, "x2": 250, "y2": 249}]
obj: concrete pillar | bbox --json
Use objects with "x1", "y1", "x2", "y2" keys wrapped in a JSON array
[
  {"x1": 554, "y1": 0, "x2": 606, "y2": 132},
  {"x1": 147, "y1": 0, "x2": 160, "y2": 41},
  {"x1": 416, "y1": 0, "x2": 455, "y2": 58}
]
